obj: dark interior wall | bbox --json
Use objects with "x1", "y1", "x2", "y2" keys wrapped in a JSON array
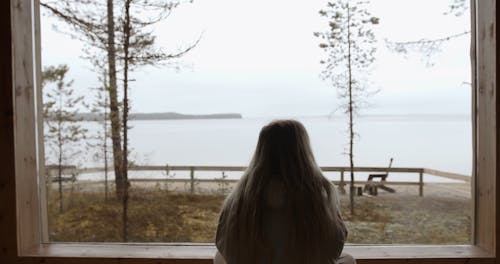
[{"x1": 0, "y1": 0, "x2": 17, "y2": 264}]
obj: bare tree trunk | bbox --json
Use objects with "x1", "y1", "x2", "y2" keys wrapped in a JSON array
[
  {"x1": 107, "y1": 0, "x2": 125, "y2": 199},
  {"x1": 346, "y1": 3, "x2": 355, "y2": 215},
  {"x1": 57, "y1": 122, "x2": 63, "y2": 214},
  {"x1": 57, "y1": 95, "x2": 64, "y2": 214},
  {"x1": 104, "y1": 90, "x2": 109, "y2": 202},
  {"x1": 121, "y1": 0, "x2": 132, "y2": 242}
]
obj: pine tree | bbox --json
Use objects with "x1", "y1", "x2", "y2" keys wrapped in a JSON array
[
  {"x1": 41, "y1": 0, "x2": 200, "y2": 201},
  {"x1": 386, "y1": 0, "x2": 470, "y2": 65},
  {"x1": 315, "y1": 0, "x2": 378, "y2": 215},
  {"x1": 42, "y1": 65, "x2": 88, "y2": 213},
  {"x1": 88, "y1": 68, "x2": 112, "y2": 202}
]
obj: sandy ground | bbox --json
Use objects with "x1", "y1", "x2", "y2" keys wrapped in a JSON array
[
  {"x1": 56, "y1": 179, "x2": 471, "y2": 199},
  {"x1": 338, "y1": 182, "x2": 471, "y2": 244}
]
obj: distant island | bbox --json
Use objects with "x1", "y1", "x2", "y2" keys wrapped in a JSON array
[{"x1": 71, "y1": 112, "x2": 243, "y2": 121}]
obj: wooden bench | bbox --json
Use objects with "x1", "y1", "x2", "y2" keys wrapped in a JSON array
[
  {"x1": 45, "y1": 165, "x2": 78, "y2": 183},
  {"x1": 364, "y1": 158, "x2": 395, "y2": 196}
]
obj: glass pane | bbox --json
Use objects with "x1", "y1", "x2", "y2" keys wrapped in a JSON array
[{"x1": 40, "y1": 0, "x2": 471, "y2": 244}]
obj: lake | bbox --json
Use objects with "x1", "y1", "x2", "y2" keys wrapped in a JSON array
[{"x1": 46, "y1": 115, "x2": 472, "y2": 183}]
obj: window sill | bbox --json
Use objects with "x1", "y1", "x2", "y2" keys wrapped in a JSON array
[
  {"x1": 345, "y1": 244, "x2": 493, "y2": 259},
  {"x1": 22, "y1": 243, "x2": 494, "y2": 261}
]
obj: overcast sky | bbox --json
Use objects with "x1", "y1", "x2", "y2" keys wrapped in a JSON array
[{"x1": 41, "y1": 0, "x2": 471, "y2": 118}]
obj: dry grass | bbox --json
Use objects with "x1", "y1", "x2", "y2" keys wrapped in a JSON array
[
  {"x1": 47, "y1": 183, "x2": 471, "y2": 244},
  {"x1": 48, "y1": 187, "x2": 223, "y2": 242}
]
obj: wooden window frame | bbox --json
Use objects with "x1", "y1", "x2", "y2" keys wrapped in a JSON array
[{"x1": 1, "y1": 0, "x2": 498, "y2": 263}]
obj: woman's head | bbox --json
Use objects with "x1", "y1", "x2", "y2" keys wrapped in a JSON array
[
  {"x1": 216, "y1": 119, "x2": 342, "y2": 264},
  {"x1": 253, "y1": 119, "x2": 317, "y2": 177}
]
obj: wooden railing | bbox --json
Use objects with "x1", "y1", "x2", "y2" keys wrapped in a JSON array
[{"x1": 46, "y1": 165, "x2": 471, "y2": 197}]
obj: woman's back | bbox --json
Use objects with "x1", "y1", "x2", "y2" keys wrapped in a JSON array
[
  {"x1": 214, "y1": 120, "x2": 353, "y2": 264},
  {"x1": 263, "y1": 181, "x2": 348, "y2": 264},
  {"x1": 262, "y1": 180, "x2": 293, "y2": 263},
  {"x1": 216, "y1": 179, "x2": 347, "y2": 264}
]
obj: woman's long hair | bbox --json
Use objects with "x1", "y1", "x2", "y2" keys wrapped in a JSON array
[{"x1": 216, "y1": 120, "x2": 343, "y2": 264}]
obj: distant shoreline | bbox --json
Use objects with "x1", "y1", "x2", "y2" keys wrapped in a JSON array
[
  {"x1": 70, "y1": 112, "x2": 243, "y2": 121},
  {"x1": 53, "y1": 113, "x2": 471, "y2": 122}
]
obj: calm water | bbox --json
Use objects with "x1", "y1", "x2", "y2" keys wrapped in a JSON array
[{"x1": 49, "y1": 115, "x2": 472, "y2": 182}]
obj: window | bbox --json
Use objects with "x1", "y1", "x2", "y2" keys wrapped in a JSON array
[
  {"x1": 5, "y1": 0, "x2": 498, "y2": 262},
  {"x1": 39, "y1": 0, "x2": 473, "y2": 245}
]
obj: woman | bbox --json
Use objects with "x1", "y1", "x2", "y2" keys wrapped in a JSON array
[{"x1": 214, "y1": 120, "x2": 354, "y2": 264}]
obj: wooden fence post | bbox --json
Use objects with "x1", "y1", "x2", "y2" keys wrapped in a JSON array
[
  {"x1": 340, "y1": 169, "x2": 345, "y2": 186},
  {"x1": 419, "y1": 171, "x2": 424, "y2": 197},
  {"x1": 339, "y1": 169, "x2": 346, "y2": 194},
  {"x1": 190, "y1": 167, "x2": 195, "y2": 194}
]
